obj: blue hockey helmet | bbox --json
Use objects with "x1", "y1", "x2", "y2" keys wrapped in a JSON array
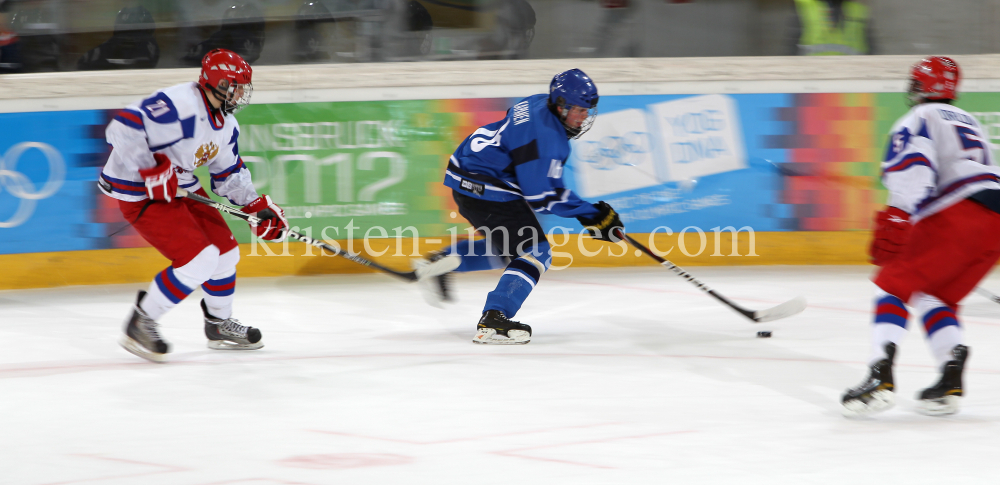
[{"x1": 549, "y1": 68, "x2": 599, "y2": 138}]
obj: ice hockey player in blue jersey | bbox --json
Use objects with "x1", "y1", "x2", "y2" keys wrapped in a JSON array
[{"x1": 413, "y1": 68, "x2": 624, "y2": 344}]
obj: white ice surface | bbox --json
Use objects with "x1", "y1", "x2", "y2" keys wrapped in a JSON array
[{"x1": 3, "y1": 266, "x2": 1000, "y2": 484}]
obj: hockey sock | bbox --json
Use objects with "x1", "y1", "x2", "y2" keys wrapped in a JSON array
[
  {"x1": 870, "y1": 289, "x2": 909, "y2": 365},
  {"x1": 141, "y1": 246, "x2": 220, "y2": 321},
  {"x1": 483, "y1": 243, "x2": 551, "y2": 318},
  {"x1": 914, "y1": 293, "x2": 964, "y2": 368},
  {"x1": 201, "y1": 247, "x2": 239, "y2": 319},
  {"x1": 448, "y1": 238, "x2": 506, "y2": 273}
]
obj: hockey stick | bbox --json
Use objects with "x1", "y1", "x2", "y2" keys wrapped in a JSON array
[
  {"x1": 177, "y1": 188, "x2": 418, "y2": 282},
  {"x1": 614, "y1": 228, "x2": 806, "y2": 323},
  {"x1": 975, "y1": 287, "x2": 1000, "y2": 304}
]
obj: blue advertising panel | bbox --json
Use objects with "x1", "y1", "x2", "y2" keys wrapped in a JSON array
[
  {"x1": 0, "y1": 110, "x2": 111, "y2": 254},
  {"x1": 541, "y1": 93, "x2": 795, "y2": 233}
]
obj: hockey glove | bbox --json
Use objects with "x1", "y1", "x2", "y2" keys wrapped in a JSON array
[
  {"x1": 869, "y1": 206, "x2": 911, "y2": 266},
  {"x1": 138, "y1": 153, "x2": 178, "y2": 202},
  {"x1": 242, "y1": 195, "x2": 289, "y2": 242},
  {"x1": 577, "y1": 201, "x2": 624, "y2": 243}
]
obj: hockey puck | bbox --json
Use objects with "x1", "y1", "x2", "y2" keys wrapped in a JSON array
[{"x1": 756, "y1": 331, "x2": 772, "y2": 338}]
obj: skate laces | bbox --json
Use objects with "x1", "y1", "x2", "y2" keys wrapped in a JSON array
[
  {"x1": 217, "y1": 318, "x2": 250, "y2": 338},
  {"x1": 485, "y1": 310, "x2": 519, "y2": 326},
  {"x1": 139, "y1": 315, "x2": 164, "y2": 341}
]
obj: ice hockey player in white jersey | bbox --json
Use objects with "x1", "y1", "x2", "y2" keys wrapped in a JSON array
[
  {"x1": 99, "y1": 49, "x2": 288, "y2": 362},
  {"x1": 842, "y1": 56, "x2": 1000, "y2": 416}
]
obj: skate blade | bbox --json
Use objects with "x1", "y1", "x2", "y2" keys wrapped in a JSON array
[
  {"x1": 207, "y1": 339, "x2": 264, "y2": 350},
  {"x1": 119, "y1": 335, "x2": 167, "y2": 363},
  {"x1": 915, "y1": 395, "x2": 961, "y2": 416},
  {"x1": 841, "y1": 390, "x2": 895, "y2": 417},
  {"x1": 412, "y1": 258, "x2": 458, "y2": 309},
  {"x1": 416, "y1": 278, "x2": 447, "y2": 309},
  {"x1": 472, "y1": 328, "x2": 530, "y2": 345}
]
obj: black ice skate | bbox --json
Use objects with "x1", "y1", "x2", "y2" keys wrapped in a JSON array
[
  {"x1": 842, "y1": 343, "x2": 896, "y2": 417},
  {"x1": 473, "y1": 310, "x2": 532, "y2": 345},
  {"x1": 119, "y1": 290, "x2": 170, "y2": 363},
  {"x1": 916, "y1": 345, "x2": 968, "y2": 416},
  {"x1": 202, "y1": 300, "x2": 264, "y2": 350},
  {"x1": 411, "y1": 250, "x2": 460, "y2": 308}
]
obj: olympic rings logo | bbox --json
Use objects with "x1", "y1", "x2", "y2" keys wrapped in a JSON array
[
  {"x1": 574, "y1": 132, "x2": 651, "y2": 170},
  {"x1": 0, "y1": 142, "x2": 65, "y2": 228}
]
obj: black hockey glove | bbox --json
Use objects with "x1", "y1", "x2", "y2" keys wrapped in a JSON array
[{"x1": 577, "y1": 201, "x2": 624, "y2": 243}]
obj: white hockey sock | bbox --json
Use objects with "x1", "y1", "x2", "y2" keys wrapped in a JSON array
[
  {"x1": 201, "y1": 247, "x2": 239, "y2": 320},
  {"x1": 141, "y1": 246, "x2": 220, "y2": 321},
  {"x1": 870, "y1": 323, "x2": 907, "y2": 365},
  {"x1": 913, "y1": 293, "x2": 964, "y2": 368},
  {"x1": 869, "y1": 288, "x2": 909, "y2": 365},
  {"x1": 927, "y1": 325, "x2": 963, "y2": 368}
]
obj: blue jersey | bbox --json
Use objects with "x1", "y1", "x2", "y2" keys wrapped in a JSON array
[{"x1": 444, "y1": 94, "x2": 599, "y2": 219}]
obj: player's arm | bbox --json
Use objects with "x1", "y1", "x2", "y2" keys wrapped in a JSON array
[
  {"x1": 870, "y1": 120, "x2": 938, "y2": 265},
  {"x1": 208, "y1": 124, "x2": 258, "y2": 206},
  {"x1": 208, "y1": 124, "x2": 287, "y2": 241},
  {"x1": 514, "y1": 156, "x2": 623, "y2": 242},
  {"x1": 516, "y1": 158, "x2": 595, "y2": 217},
  {"x1": 881, "y1": 130, "x2": 936, "y2": 214},
  {"x1": 107, "y1": 94, "x2": 189, "y2": 201}
]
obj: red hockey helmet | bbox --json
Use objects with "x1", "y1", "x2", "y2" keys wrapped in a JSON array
[
  {"x1": 908, "y1": 56, "x2": 960, "y2": 105},
  {"x1": 200, "y1": 48, "x2": 253, "y2": 114}
]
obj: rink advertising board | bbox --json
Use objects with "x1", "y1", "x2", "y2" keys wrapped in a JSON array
[
  {"x1": 0, "y1": 110, "x2": 111, "y2": 255},
  {"x1": 0, "y1": 92, "x2": 911, "y2": 246},
  {"x1": 6, "y1": 89, "x2": 1000, "y2": 286}
]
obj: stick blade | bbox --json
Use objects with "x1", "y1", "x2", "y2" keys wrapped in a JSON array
[{"x1": 752, "y1": 296, "x2": 807, "y2": 323}]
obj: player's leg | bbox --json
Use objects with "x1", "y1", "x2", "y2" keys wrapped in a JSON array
[
  {"x1": 411, "y1": 192, "x2": 508, "y2": 307},
  {"x1": 462, "y1": 196, "x2": 549, "y2": 345},
  {"x1": 842, "y1": 210, "x2": 943, "y2": 416},
  {"x1": 118, "y1": 198, "x2": 220, "y2": 362},
  {"x1": 475, "y1": 239, "x2": 550, "y2": 345},
  {"x1": 911, "y1": 200, "x2": 1000, "y2": 415},
  {"x1": 184, "y1": 189, "x2": 263, "y2": 350},
  {"x1": 911, "y1": 294, "x2": 967, "y2": 415},
  {"x1": 841, "y1": 287, "x2": 904, "y2": 417},
  {"x1": 903, "y1": 201, "x2": 1000, "y2": 413}
]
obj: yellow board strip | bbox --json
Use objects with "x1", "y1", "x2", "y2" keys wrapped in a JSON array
[{"x1": 0, "y1": 231, "x2": 872, "y2": 290}]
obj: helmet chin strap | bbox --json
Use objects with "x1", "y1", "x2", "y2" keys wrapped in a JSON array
[
  {"x1": 548, "y1": 102, "x2": 581, "y2": 139},
  {"x1": 205, "y1": 84, "x2": 236, "y2": 114}
]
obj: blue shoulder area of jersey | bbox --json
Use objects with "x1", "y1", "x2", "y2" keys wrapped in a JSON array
[
  {"x1": 140, "y1": 92, "x2": 179, "y2": 124},
  {"x1": 138, "y1": 90, "x2": 198, "y2": 151},
  {"x1": 445, "y1": 94, "x2": 569, "y2": 202}
]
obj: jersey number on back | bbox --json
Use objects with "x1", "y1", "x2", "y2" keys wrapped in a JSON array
[
  {"x1": 884, "y1": 128, "x2": 911, "y2": 162},
  {"x1": 470, "y1": 119, "x2": 510, "y2": 153},
  {"x1": 955, "y1": 125, "x2": 987, "y2": 164}
]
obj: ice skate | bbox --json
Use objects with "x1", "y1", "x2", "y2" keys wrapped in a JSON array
[
  {"x1": 411, "y1": 250, "x2": 460, "y2": 308},
  {"x1": 473, "y1": 310, "x2": 531, "y2": 345},
  {"x1": 202, "y1": 300, "x2": 263, "y2": 350},
  {"x1": 119, "y1": 290, "x2": 170, "y2": 363},
  {"x1": 916, "y1": 345, "x2": 968, "y2": 416},
  {"x1": 842, "y1": 343, "x2": 896, "y2": 417}
]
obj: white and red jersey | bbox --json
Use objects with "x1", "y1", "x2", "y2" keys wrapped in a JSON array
[
  {"x1": 882, "y1": 102, "x2": 1000, "y2": 221},
  {"x1": 99, "y1": 82, "x2": 258, "y2": 206}
]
